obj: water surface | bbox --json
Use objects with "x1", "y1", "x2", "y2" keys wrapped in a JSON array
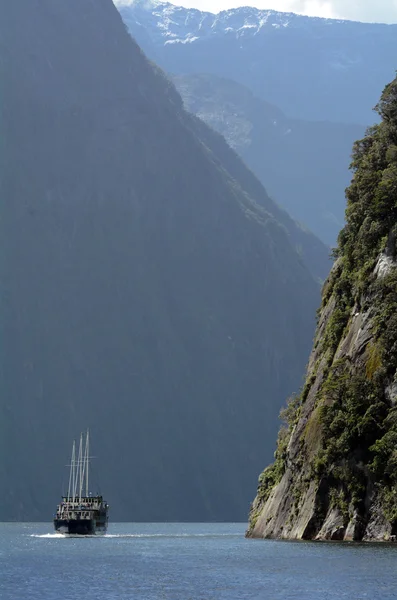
[{"x1": 1, "y1": 522, "x2": 396, "y2": 599}]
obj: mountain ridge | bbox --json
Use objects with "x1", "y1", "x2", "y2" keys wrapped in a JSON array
[
  {"x1": 118, "y1": 0, "x2": 379, "y2": 40},
  {"x1": 118, "y1": 0, "x2": 397, "y2": 123}
]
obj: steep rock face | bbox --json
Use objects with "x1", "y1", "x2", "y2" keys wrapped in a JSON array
[
  {"x1": 247, "y1": 76, "x2": 397, "y2": 541},
  {"x1": 174, "y1": 73, "x2": 364, "y2": 244},
  {"x1": 118, "y1": 0, "x2": 397, "y2": 124},
  {"x1": 0, "y1": 0, "x2": 320, "y2": 521}
]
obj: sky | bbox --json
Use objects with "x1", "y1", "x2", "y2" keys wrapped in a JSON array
[{"x1": 115, "y1": 0, "x2": 397, "y2": 23}]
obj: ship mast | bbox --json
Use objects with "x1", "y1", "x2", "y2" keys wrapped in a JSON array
[
  {"x1": 78, "y1": 433, "x2": 83, "y2": 501},
  {"x1": 66, "y1": 431, "x2": 90, "y2": 502},
  {"x1": 85, "y1": 430, "x2": 89, "y2": 497},
  {"x1": 67, "y1": 440, "x2": 76, "y2": 501}
]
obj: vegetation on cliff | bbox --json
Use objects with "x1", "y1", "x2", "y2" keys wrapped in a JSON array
[{"x1": 248, "y1": 75, "x2": 397, "y2": 539}]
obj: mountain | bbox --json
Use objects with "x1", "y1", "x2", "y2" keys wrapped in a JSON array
[
  {"x1": 1, "y1": 0, "x2": 323, "y2": 521},
  {"x1": 247, "y1": 76, "x2": 397, "y2": 541},
  {"x1": 174, "y1": 73, "x2": 364, "y2": 244},
  {"x1": 181, "y1": 101, "x2": 331, "y2": 281},
  {"x1": 118, "y1": 0, "x2": 397, "y2": 124}
]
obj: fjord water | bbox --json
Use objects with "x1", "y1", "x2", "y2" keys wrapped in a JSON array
[{"x1": 1, "y1": 523, "x2": 396, "y2": 599}]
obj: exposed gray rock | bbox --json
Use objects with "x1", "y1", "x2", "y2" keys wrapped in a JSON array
[
  {"x1": 386, "y1": 378, "x2": 397, "y2": 405},
  {"x1": 374, "y1": 252, "x2": 397, "y2": 278},
  {"x1": 345, "y1": 510, "x2": 365, "y2": 542},
  {"x1": 364, "y1": 499, "x2": 393, "y2": 542},
  {"x1": 247, "y1": 250, "x2": 397, "y2": 542},
  {"x1": 315, "y1": 506, "x2": 345, "y2": 541}
]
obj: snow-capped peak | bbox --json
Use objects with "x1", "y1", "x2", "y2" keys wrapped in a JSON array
[{"x1": 116, "y1": 0, "x2": 353, "y2": 46}]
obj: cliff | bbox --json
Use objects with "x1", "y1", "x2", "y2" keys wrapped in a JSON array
[
  {"x1": 0, "y1": 0, "x2": 320, "y2": 521},
  {"x1": 247, "y1": 76, "x2": 397, "y2": 541}
]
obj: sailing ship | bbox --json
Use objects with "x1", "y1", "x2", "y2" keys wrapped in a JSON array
[{"x1": 54, "y1": 431, "x2": 109, "y2": 535}]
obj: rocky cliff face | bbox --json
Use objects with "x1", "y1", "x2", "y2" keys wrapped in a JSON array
[
  {"x1": 0, "y1": 0, "x2": 320, "y2": 521},
  {"x1": 247, "y1": 76, "x2": 397, "y2": 541}
]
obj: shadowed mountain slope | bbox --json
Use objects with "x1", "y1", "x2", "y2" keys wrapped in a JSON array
[{"x1": 1, "y1": 0, "x2": 320, "y2": 521}]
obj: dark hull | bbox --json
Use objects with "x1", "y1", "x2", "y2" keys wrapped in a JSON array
[{"x1": 54, "y1": 518, "x2": 107, "y2": 535}]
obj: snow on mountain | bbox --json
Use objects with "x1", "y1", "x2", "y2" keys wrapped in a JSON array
[
  {"x1": 116, "y1": 0, "x2": 397, "y2": 124},
  {"x1": 118, "y1": 0, "x2": 351, "y2": 45}
]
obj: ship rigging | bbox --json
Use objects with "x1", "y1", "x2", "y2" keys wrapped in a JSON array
[{"x1": 53, "y1": 430, "x2": 109, "y2": 535}]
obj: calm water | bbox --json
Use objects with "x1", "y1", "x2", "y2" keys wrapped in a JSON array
[{"x1": 1, "y1": 522, "x2": 396, "y2": 599}]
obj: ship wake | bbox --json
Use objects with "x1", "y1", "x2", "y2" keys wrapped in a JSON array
[{"x1": 30, "y1": 533, "x2": 66, "y2": 538}]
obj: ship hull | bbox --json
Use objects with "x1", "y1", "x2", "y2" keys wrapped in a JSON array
[{"x1": 54, "y1": 518, "x2": 107, "y2": 535}]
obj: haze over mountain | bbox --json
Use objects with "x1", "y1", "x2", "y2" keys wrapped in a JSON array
[
  {"x1": 118, "y1": 1, "x2": 397, "y2": 123},
  {"x1": 117, "y1": 1, "x2": 391, "y2": 244},
  {"x1": 1, "y1": 0, "x2": 324, "y2": 521},
  {"x1": 174, "y1": 73, "x2": 364, "y2": 243}
]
